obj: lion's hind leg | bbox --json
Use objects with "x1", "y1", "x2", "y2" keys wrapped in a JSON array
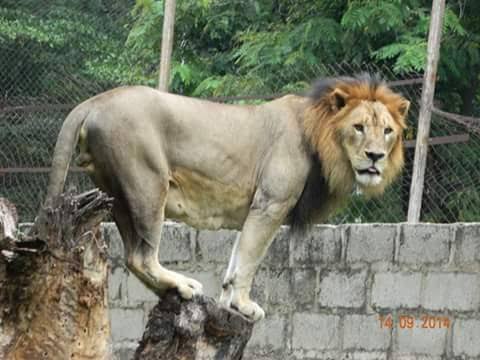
[
  {"x1": 111, "y1": 166, "x2": 203, "y2": 300},
  {"x1": 126, "y1": 216, "x2": 203, "y2": 300},
  {"x1": 84, "y1": 117, "x2": 202, "y2": 299}
]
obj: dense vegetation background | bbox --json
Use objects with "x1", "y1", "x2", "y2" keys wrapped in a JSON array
[
  {"x1": 1, "y1": 0, "x2": 479, "y2": 113},
  {"x1": 1, "y1": 0, "x2": 479, "y2": 222}
]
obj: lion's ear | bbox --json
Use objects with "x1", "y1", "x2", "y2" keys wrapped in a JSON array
[
  {"x1": 328, "y1": 88, "x2": 349, "y2": 112},
  {"x1": 398, "y1": 99, "x2": 410, "y2": 118}
]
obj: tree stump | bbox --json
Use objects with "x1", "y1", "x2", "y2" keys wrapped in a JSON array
[
  {"x1": 0, "y1": 192, "x2": 254, "y2": 359},
  {"x1": 135, "y1": 290, "x2": 255, "y2": 360},
  {"x1": 0, "y1": 198, "x2": 17, "y2": 243},
  {"x1": 0, "y1": 190, "x2": 113, "y2": 359}
]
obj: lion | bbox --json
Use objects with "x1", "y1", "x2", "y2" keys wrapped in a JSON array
[{"x1": 46, "y1": 74, "x2": 409, "y2": 321}]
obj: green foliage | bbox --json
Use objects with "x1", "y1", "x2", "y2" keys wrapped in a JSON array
[
  {"x1": 3, "y1": 0, "x2": 478, "y2": 99},
  {"x1": 340, "y1": 0, "x2": 477, "y2": 84},
  {"x1": 1, "y1": 0, "x2": 480, "y2": 222},
  {"x1": 234, "y1": 17, "x2": 342, "y2": 69},
  {"x1": 0, "y1": 1, "x2": 131, "y2": 99},
  {"x1": 373, "y1": 37, "x2": 427, "y2": 73},
  {"x1": 4, "y1": 0, "x2": 476, "y2": 100}
]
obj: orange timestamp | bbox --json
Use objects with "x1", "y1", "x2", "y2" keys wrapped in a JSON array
[{"x1": 378, "y1": 314, "x2": 451, "y2": 329}]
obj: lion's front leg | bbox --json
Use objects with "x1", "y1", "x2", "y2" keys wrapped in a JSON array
[{"x1": 219, "y1": 192, "x2": 289, "y2": 321}]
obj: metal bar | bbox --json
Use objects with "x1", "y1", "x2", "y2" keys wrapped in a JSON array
[
  {"x1": 388, "y1": 78, "x2": 425, "y2": 87},
  {"x1": 0, "y1": 167, "x2": 85, "y2": 174},
  {"x1": 404, "y1": 133, "x2": 469, "y2": 148},
  {"x1": 407, "y1": 0, "x2": 445, "y2": 223},
  {"x1": 0, "y1": 104, "x2": 74, "y2": 114},
  {"x1": 432, "y1": 107, "x2": 480, "y2": 125}
]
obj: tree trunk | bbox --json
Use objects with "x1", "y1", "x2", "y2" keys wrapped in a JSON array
[
  {"x1": 135, "y1": 290, "x2": 254, "y2": 360},
  {"x1": 0, "y1": 191, "x2": 254, "y2": 359},
  {"x1": 407, "y1": 0, "x2": 445, "y2": 222},
  {"x1": 0, "y1": 190, "x2": 112, "y2": 359},
  {"x1": 158, "y1": 0, "x2": 176, "y2": 91}
]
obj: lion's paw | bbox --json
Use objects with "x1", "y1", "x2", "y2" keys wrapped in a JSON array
[
  {"x1": 232, "y1": 299, "x2": 265, "y2": 322},
  {"x1": 175, "y1": 274, "x2": 203, "y2": 300}
]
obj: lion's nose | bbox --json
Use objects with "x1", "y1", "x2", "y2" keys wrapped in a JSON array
[{"x1": 365, "y1": 151, "x2": 385, "y2": 162}]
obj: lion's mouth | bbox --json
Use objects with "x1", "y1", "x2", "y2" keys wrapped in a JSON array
[{"x1": 356, "y1": 166, "x2": 380, "y2": 176}]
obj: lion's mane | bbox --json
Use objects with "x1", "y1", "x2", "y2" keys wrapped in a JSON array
[{"x1": 288, "y1": 74, "x2": 407, "y2": 232}]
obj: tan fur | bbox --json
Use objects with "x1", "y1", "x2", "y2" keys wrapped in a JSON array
[{"x1": 46, "y1": 77, "x2": 409, "y2": 321}]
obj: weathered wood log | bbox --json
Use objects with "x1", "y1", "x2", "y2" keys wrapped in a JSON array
[
  {"x1": 0, "y1": 190, "x2": 113, "y2": 359},
  {"x1": 0, "y1": 198, "x2": 17, "y2": 243},
  {"x1": 135, "y1": 290, "x2": 254, "y2": 360}
]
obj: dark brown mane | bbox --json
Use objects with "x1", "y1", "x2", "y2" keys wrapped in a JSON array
[
  {"x1": 287, "y1": 154, "x2": 329, "y2": 234},
  {"x1": 309, "y1": 73, "x2": 385, "y2": 105}
]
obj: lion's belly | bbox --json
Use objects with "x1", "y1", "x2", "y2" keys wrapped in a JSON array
[{"x1": 164, "y1": 167, "x2": 252, "y2": 230}]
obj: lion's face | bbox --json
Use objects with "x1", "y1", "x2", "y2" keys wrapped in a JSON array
[
  {"x1": 339, "y1": 100, "x2": 403, "y2": 189},
  {"x1": 304, "y1": 76, "x2": 409, "y2": 196}
]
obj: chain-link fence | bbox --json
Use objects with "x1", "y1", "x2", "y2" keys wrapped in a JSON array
[{"x1": 1, "y1": 1, "x2": 480, "y2": 224}]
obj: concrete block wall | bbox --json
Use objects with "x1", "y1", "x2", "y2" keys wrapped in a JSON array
[{"x1": 104, "y1": 222, "x2": 480, "y2": 360}]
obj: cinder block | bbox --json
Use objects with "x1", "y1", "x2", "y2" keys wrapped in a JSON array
[
  {"x1": 103, "y1": 223, "x2": 124, "y2": 260},
  {"x1": 110, "y1": 308, "x2": 145, "y2": 342},
  {"x1": 347, "y1": 352, "x2": 388, "y2": 360},
  {"x1": 292, "y1": 313, "x2": 340, "y2": 350},
  {"x1": 394, "y1": 356, "x2": 442, "y2": 360},
  {"x1": 291, "y1": 225, "x2": 341, "y2": 267},
  {"x1": 264, "y1": 226, "x2": 290, "y2": 267},
  {"x1": 347, "y1": 224, "x2": 396, "y2": 263},
  {"x1": 159, "y1": 221, "x2": 194, "y2": 262},
  {"x1": 247, "y1": 314, "x2": 286, "y2": 352},
  {"x1": 267, "y1": 268, "x2": 292, "y2": 307},
  {"x1": 343, "y1": 314, "x2": 390, "y2": 351},
  {"x1": 109, "y1": 266, "x2": 128, "y2": 303},
  {"x1": 291, "y1": 350, "x2": 339, "y2": 359},
  {"x1": 251, "y1": 268, "x2": 268, "y2": 305},
  {"x1": 396, "y1": 322, "x2": 447, "y2": 355},
  {"x1": 399, "y1": 224, "x2": 450, "y2": 265},
  {"x1": 319, "y1": 269, "x2": 367, "y2": 309},
  {"x1": 196, "y1": 228, "x2": 237, "y2": 264},
  {"x1": 456, "y1": 224, "x2": 480, "y2": 264},
  {"x1": 112, "y1": 343, "x2": 137, "y2": 360},
  {"x1": 453, "y1": 319, "x2": 480, "y2": 357},
  {"x1": 243, "y1": 353, "x2": 288, "y2": 360},
  {"x1": 126, "y1": 272, "x2": 158, "y2": 305},
  {"x1": 102, "y1": 222, "x2": 194, "y2": 263},
  {"x1": 292, "y1": 268, "x2": 317, "y2": 307},
  {"x1": 423, "y1": 273, "x2": 480, "y2": 311},
  {"x1": 372, "y1": 272, "x2": 421, "y2": 309}
]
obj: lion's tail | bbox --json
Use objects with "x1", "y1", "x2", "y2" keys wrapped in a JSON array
[{"x1": 45, "y1": 105, "x2": 90, "y2": 204}]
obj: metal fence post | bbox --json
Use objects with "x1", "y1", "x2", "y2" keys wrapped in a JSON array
[
  {"x1": 158, "y1": 0, "x2": 176, "y2": 92},
  {"x1": 407, "y1": 0, "x2": 445, "y2": 223}
]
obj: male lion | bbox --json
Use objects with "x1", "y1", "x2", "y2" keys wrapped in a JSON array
[{"x1": 46, "y1": 74, "x2": 409, "y2": 321}]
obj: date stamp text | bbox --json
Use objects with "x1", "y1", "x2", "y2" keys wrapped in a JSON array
[{"x1": 378, "y1": 314, "x2": 451, "y2": 329}]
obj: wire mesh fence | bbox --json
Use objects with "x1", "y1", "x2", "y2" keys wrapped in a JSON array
[{"x1": 1, "y1": 1, "x2": 480, "y2": 224}]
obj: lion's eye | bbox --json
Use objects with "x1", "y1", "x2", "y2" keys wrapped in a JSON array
[
  {"x1": 384, "y1": 127, "x2": 393, "y2": 135},
  {"x1": 353, "y1": 124, "x2": 364, "y2": 133}
]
